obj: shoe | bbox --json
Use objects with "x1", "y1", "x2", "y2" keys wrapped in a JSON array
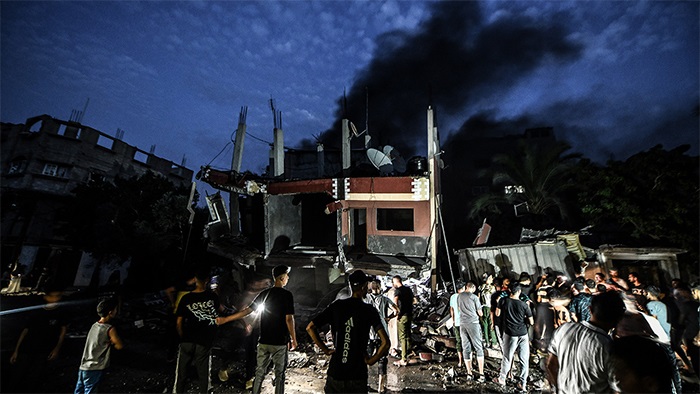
[
  {"x1": 492, "y1": 376, "x2": 506, "y2": 386},
  {"x1": 516, "y1": 382, "x2": 527, "y2": 393},
  {"x1": 393, "y1": 360, "x2": 408, "y2": 367},
  {"x1": 476, "y1": 375, "x2": 486, "y2": 383},
  {"x1": 466, "y1": 374, "x2": 473, "y2": 381},
  {"x1": 218, "y1": 369, "x2": 229, "y2": 382}
]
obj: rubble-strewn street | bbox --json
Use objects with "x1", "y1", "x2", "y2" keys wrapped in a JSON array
[{"x1": 1, "y1": 290, "x2": 541, "y2": 394}]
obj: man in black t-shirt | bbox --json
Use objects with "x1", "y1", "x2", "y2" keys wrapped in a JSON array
[
  {"x1": 307, "y1": 270, "x2": 389, "y2": 394},
  {"x1": 494, "y1": 283, "x2": 533, "y2": 391},
  {"x1": 173, "y1": 269, "x2": 219, "y2": 393},
  {"x1": 392, "y1": 275, "x2": 414, "y2": 366},
  {"x1": 9, "y1": 289, "x2": 68, "y2": 393},
  {"x1": 217, "y1": 265, "x2": 297, "y2": 394}
]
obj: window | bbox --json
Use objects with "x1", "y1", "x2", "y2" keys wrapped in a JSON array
[
  {"x1": 88, "y1": 172, "x2": 105, "y2": 184},
  {"x1": 376, "y1": 208, "x2": 414, "y2": 231},
  {"x1": 133, "y1": 151, "x2": 149, "y2": 164},
  {"x1": 504, "y1": 185, "x2": 525, "y2": 194},
  {"x1": 97, "y1": 135, "x2": 113, "y2": 149},
  {"x1": 8, "y1": 158, "x2": 27, "y2": 174},
  {"x1": 42, "y1": 163, "x2": 68, "y2": 178}
]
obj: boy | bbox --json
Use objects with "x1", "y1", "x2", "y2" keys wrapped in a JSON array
[{"x1": 75, "y1": 297, "x2": 124, "y2": 394}]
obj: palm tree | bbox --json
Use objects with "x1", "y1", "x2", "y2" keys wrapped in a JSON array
[{"x1": 469, "y1": 141, "x2": 581, "y2": 226}]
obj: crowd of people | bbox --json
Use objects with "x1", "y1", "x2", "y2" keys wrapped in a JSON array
[
  {"x1": 5, "y1": 263, "x2": 700, "y2": 394},
  {"x1": 446, "y1": 268, "x2": 700, "y2": 393}
]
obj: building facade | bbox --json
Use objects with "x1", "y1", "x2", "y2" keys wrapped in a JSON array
[{"x1": 1, "y1": 114, "x2": 193, "y2": 290}]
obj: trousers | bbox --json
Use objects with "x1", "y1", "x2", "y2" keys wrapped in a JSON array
[
  {"x1": 252, "y1": 343, "x2": 288, "y2": 394},
  {"x1": 173, "y1": 342, "x2": 211, "y2": 393},
  {"x1": 499, "y1": 333, "x2": 529, "y2": 386}
]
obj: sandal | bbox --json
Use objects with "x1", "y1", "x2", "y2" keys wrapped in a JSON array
[{"x1": 393, "y1": 360, "x2": 408, "y2": 367}]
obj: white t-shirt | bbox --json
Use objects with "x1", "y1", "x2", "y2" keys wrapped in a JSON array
[
  {"x1": 548, "y1": 321, "x2": 618, "y2": 394},
  {"x1": 449, "y1": 292, "x2": 461, "y2": 327}
]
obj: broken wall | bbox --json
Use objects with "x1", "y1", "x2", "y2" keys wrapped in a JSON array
[
  {"x1": 457, "y1": 241, "x2": 572, "y2": 282},
  {"x1": 264, "y1": 194, "x2": 302, "y2": 255}
]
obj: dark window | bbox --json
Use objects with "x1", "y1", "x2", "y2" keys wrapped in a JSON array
[
  {"x1": 8, "y1": 157, "x2": 27, "y2": 174},
  {"x1": 376, "y1": 208, "x2": 414, "y2": 231}
]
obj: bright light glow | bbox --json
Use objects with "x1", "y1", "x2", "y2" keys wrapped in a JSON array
[
  {"x1": 504, "y1": 185, "x2": 525, "y2": 194},
  {"x1": 255, "y1": 303, "x2": 265, "y2": 314}
]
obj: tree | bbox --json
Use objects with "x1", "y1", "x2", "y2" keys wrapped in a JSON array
[
  {"x1": 577, "y1": 145, "x2": 699, "y2": 260},
  {"x1": 469, "y1": 140, "x2": 582, "y2": 229},
  {"x1": 68, "y1": 172, "x2": 204, "y2": 290}
]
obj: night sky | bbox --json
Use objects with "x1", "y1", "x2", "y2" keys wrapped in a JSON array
[{"x1": 2, "y1": 1, "x2": 698, "y2": 182}]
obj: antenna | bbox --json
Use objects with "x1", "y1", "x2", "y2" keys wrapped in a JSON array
[
  {"x1": 79, "y1": 97, "x2": 90, "y2": 123},
  {"x1": 343, "y1": 88, "x2": 347, "y2": 117},
  {"x1": 365, "y1": 86, "x2": 369, "y2": 137},
  {"x1": 115, "y1": 128, "x2": 125, "y2": 140},
  {"x1": 149, "y1": 144, "x2": 156, "y2": 154},
  {"x1": 181, "y1": 154, "x2": 187, "y2": 167}
]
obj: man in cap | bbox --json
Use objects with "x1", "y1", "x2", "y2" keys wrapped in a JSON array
[
  {"x1": 307, "y1": 270, "x2": 389, "y2": 393},
  {"x1": 217, "y1": 265, "x2": 297, "y2": 394}
]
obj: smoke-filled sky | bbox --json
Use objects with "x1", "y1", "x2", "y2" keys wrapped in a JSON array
[{"x1": 2, "y1": 1, "x2": 698, "y2": 182}]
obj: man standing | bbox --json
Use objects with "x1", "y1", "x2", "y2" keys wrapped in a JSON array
[
  {"x1": 391, "y1": 275, "x2": 414, "y2": 366},
  {"x1": 493, "y1": 283, "x2": 533, "y2": 392},
  {"x1": 9, "y1": 287, "x2": 68, "y2": 393},
  {"x1": 645, "y1": 285, "x2": 671, "y2": 338},
  {"x1": 365, "y1": 280, "x2": 398, "y2": 394},
  {"x1": 568, "y1": 282, "x2": 593, "y2": 323},
  {"x1": 545, "y1": 291, "x2": 626, "y2": 393},
  {"x1": 217, "y1": 265, "x2": 297, "y2": 394},
  {"x1": 477, "y1": 274, "x2": 498, "y2": 349},
  {"x1": 456, "y1": 282, "x2": 486, "y2": 382},
  {"x1": 173, "y1": 269, "x2": 219, "y2": 393},
  {"x1": 307, "y1": 271, "x2": 389, "y2": 393},
  {"x1": 449, "y1": 280, "x2": 466, "y2": 368},
  {"x1": 627, "y1": 272, "x2": 647, "y2": 309}
]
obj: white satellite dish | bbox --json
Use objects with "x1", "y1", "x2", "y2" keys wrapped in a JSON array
[
  {"x1": 382, "y1": 145, "x2": 407, "y2": 173},
  {"x1": 367, "y1": 148, "x2": 393, "y2": 175}
]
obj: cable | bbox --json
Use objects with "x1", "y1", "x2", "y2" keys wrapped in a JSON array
[
  {"x1": 245, "y1": 131, "x2": 272, "y2": 145},
  {"x1": 206, "y1": 141, "x2": 232, "y2": 166}
]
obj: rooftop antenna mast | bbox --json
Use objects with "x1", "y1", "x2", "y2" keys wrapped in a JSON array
[
  {"x1": 364, "y1": 87, "x2": 370, "y2": 148},
  {"x1": 79, "y1": 97, "x2": 90, "y2": 123}
]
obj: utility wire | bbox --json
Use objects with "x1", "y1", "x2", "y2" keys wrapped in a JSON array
[{"x1": 206, "y1": 141, "x2": 232, "y2": 166}]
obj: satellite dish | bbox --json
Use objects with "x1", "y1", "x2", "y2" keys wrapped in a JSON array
[
  {"x1": 382, "y1": 145, "x2": 407, "y2": 174},
  {"x1": 367, "y1": 148, "x2": 393, "y2": 175}
]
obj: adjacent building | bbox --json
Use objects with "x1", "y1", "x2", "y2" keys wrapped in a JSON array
[{"x1": 1, "y1": 114, "x2": 193, "y2": 290}]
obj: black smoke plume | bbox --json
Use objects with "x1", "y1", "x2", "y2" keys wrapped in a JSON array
[{"x1": 308, "y1": 1, "x2": 582, "y2": 156}]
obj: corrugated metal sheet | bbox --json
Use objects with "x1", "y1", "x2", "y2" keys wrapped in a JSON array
[{"x1": 456, "y1": 241, "x2": 572, "y2": 282}]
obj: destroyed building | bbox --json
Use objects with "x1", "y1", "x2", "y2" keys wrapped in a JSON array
[
  {"x1": 1, "y1": 114, "x2": 193, "y2": 290},
  {"x1": 199, "y1": 107, "x2": 446, "y2": 311}
]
